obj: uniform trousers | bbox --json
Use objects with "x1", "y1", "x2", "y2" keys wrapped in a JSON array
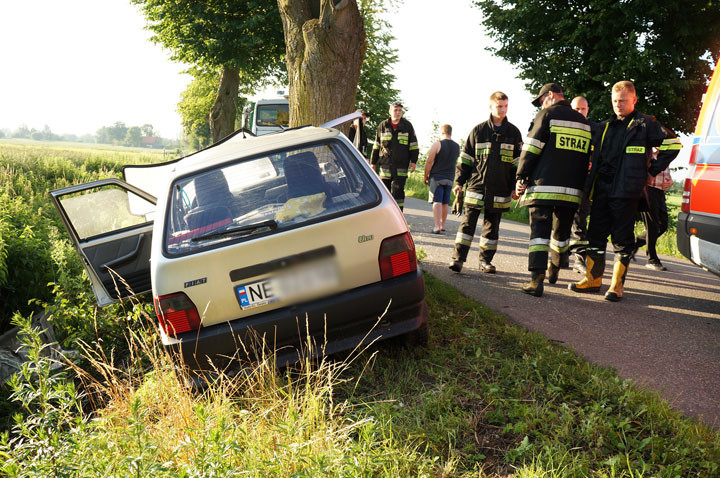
[
  {"x1": 587, "y1": 179, "x2": 639, "y2": 255},
  {"x1": 528, "y1": 205, "x2": 576, "y2": 271},
  {"x1": 453, "y1": 205, "x2": 502, "y2": 263},
  {"x1": 638, "y1": 186, "x2": 668, "y2": 262},
  {"x1": 569, "y1": 191, "x2": 591, "y2": 254},
  {"x1": 381, "y1": 177, "x2": 407, "y2": 210}
]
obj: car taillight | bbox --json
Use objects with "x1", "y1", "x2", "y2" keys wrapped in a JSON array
[
  {"x1": 154, "y1": 292, "x2": 201, "y2": 336},
  {"x1": 681, "y1": 177, "x2": 692, "y2": 213},
  {"x1": 379, "y1": 232, "x2": 417, "y2": 280}
]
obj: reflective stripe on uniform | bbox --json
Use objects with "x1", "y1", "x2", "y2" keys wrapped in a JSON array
[
  {"x1": 522, "y1": 136, "x2": 545, "y2": 155},
  {"x1": 550, "y1": 238, "x2": 570, "y2": 253},
  {"x1": 499, "y1": 144, "x2": 515, "y2": 162},
  {"x1": 378, "y1": 167, "x2": 392, "y2": 178},
  {"x1": 569, "y1": 239, "x2": 589, "y2": 247},
  {"x1": 465, "y1": 190, "x2": 484, "y2": 206},
  {"x1": 459, "y1": 152, "x2": 474, "y2": 166},
  {"x1": 455, "y1": 232, "x2": 473, "y2": 246},
  {"x1": 523, "y1": 192, "x2": 581, "y2": 204},
  {"x1": 410, "y1": 142, "x2": 419, "y2": 151},
  {"x1": 380, "y1": 135, "x2": 392, "y2": 141},
  {"x1": 480, "y1": 238, "x2": 498, "y2": 250},
  {"x1": 529, "y1": 237, "x2": 550, "y2": 252},
  {"x1": 659, "y1": 137, "x2": 682, "y2": 151},
  {"x1": 396, "y1": 168, "x2": 408, "y2": 177},
  {"x1": 550, "y1": 125, "x2": 592, "y2": 140},
  {"x1": 493, "y1": 195, "x2": 512, "y2": 209},
  {"x1": 523, "y1": 185, "x2": 582, "y2": 203},
  {"x1": 475, "y1": 142, "x2": 491, "y2": 157},
  {"x1": 549, "y1": 119, "x2": 591, "y2": 132}
]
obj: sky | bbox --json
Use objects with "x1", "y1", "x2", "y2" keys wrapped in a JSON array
[{"x1": 0, "y1": 0, "x2": 692, "y2": 176}]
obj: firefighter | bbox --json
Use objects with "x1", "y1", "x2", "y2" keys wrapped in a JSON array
[
  {"x1": 449, "y1": 91, "x2": 523, "y2": 274},
  {"x1": 566, "y1": 96, "x2": 599, "y2": 275},
  {"x1": 370, "y1": 102, "x2": 419, "y2": 210},
  {"x1": 570, "y1": 81, "x2": 681, "y2": 301},
  {"x1": 515, "y1": 83, "x2": 592, "y2": 297}
]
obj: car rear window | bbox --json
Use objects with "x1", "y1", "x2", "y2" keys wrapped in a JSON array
[{"x1": 164, "y1": 140, "x2": 380, "y2": 255}]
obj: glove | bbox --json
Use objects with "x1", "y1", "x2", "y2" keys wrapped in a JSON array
[{"x1": 451, "y1": 190, "x2": 464, "y2": 216}]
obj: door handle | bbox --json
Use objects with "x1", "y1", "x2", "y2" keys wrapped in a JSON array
[{"x1": 102, "y1": 233, "x2": 145, "y2": 271}]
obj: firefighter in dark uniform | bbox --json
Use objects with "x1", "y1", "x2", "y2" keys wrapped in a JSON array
[
  {"x1": 570, "y1": 81, "x2": 681, "y2": 301},
  {"x1": 567, "y1": 96, "x2": 598, "y2": 275},
  {"x1": 449, "y1": 91, "x2": 523, "y2": 273},
  {"x1": 515, "y1": 83, "x2": 592, "y2": 297},
  {"x1": 370, "y1": 102, "x2": 419, "y2": 210}
]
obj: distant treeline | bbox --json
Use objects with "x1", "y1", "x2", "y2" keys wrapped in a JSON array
[{"x1": 0, "y1": 122, "x2": 181, "y2": 149}]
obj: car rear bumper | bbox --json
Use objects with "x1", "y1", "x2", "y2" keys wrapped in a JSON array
[
  {"x1": 166, "y1": 269, "x2": 428, "y2": 373},
  {"x1": 677, "y1": 211, "x2": 720, "y2": 277}
]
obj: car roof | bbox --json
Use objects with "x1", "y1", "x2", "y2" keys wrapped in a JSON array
[{"x1": 173, "y1": 127, "x2": 344, "y2": 176}]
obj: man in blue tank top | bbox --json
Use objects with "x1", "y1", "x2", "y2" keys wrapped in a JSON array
[{"x1": 424, "y1": 124, "x2": 460, "y2": 233}]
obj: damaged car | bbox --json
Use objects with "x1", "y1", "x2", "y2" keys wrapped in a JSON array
[{"x1": 50, "y1": 116, "x2": 428, "y2": 375}]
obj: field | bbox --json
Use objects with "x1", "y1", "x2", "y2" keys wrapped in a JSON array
[{"x1": 1, "y1": 142, "x2": 718, "y2": 477}]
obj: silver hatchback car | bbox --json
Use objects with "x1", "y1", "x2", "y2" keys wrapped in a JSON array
[{"x1": 51, "y1": 124, "x2": 428, "y2": 374}]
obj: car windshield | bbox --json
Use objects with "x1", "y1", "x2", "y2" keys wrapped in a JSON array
[{"x1": 165, "y1": 140, "x2": 379, "y2": 255}]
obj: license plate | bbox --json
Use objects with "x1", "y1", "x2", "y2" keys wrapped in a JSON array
[
  {"x1": 235, "y1": 279, "x2": 279, "y2": 310},
  {"x1": 234, "y1": 260, "x2": 339, "y2": 311}
]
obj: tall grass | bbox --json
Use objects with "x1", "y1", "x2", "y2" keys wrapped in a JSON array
[
  {"x1": 0, "y1": 310, "x2": 435, "y2": 477},
  {"x1": 0, "y1": 143, "x2": 164, "y2": 330},
  {"x1": 2, "y1": 273, "x2": 719, "y2": 477}
]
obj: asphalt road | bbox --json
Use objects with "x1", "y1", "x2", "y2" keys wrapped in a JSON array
[{"x1": 404, "y1": 196, "x2": 720, "y2": 429}]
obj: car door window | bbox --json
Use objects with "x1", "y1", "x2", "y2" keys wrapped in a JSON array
[{"x1": 59, "y1": 185, "x2": 155, "y2": 240}]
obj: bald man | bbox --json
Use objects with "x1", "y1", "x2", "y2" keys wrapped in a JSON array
[{"x1": 563, "y1": 96, "x2": 596, "y2": 274}]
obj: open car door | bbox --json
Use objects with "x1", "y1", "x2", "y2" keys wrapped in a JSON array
[{"x1": 50, "y1": 178, "x2": 157, "y2": 307}]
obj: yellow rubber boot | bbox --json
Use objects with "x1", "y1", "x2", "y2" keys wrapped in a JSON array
[
  {"x1": 605, "y1": 253, "x2": 631, "y2": 302},
  {"x1": 522, "y1": 271, "x2": 545, "y2": 297},
  {"x1": 569, "y1": 249, "x2": 605, "y2": 293}
]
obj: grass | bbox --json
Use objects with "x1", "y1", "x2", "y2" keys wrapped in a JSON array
[
  {"x1": 2, "y1": 273, "x2": 719, "y2": 477},
  {"x1": 408, "y1": 170, "x2": 680, "y2": 258},
  {"x1": 1, "y1": 143, "x2": 715, "y2": 476}
]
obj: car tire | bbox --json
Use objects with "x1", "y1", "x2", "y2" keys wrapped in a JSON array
[{"x1": 401, "y1": 320, "x2": 429, "y2": 347}]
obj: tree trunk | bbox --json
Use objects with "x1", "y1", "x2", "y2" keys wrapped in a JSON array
[
  {"x1": 278, "y1": 0, "x2": 366, "y2": 130},
  {"x1": 209, "y1": 66, "x2": 240, "y2": 143}
]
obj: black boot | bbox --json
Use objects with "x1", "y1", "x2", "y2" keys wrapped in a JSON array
[{"x1": 547, "y1": 262, "x2": 560, "y2": 284}]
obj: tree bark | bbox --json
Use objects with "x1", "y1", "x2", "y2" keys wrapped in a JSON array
[
  {"x1": 209, "y1": 66, "x2": 240, "y2": 143},
  {"x1": 278, "y1": 0, "x2": 366, "y2": 130}
]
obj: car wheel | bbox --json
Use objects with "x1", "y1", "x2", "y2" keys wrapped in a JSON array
[{"x1": 402, "y1": 320, "x2": 429, "y2": 347}]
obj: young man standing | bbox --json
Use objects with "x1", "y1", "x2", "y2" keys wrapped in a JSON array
[
  {"x1": 449, "y1": 91, "x2": 523, "y2": 273},
  {"x1": 370, "y1": 102, "x2": 419, "y2": 211},
  {"x1": 570, "y1": 81, "x2": 681, "y2": 301},
  {"x1": 424, "y1": 124, "x2": 459, "y2": 233}
]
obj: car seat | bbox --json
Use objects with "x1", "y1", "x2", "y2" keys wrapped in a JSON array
[
  {"x1": 284, "y1": 151, "x2": 332, "y2": 199},
  {"x1": 185, "y1": 170, "x2": 234, "y2": 230}
]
